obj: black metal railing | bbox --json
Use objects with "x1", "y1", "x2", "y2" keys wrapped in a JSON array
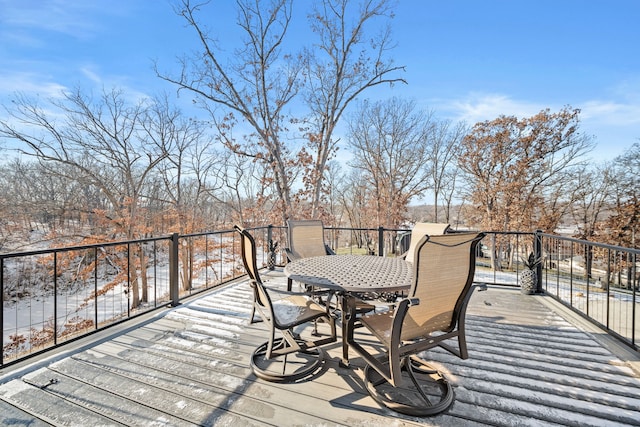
[
  {"x1": 320, "y1": 227, "x2": 638, "y2": 351},
  {"x1": 1, "y1": 225, "x2": 296, "y2": 367},
  {"x1": 537, "y1": 232, "x2": 638, "y2": 350},
  {"x1": 2, "y1": 225, "x2": 637, "y2": 367},
  {"x1": 2, "y1": 235, "x2": 173, "y2": 367}
]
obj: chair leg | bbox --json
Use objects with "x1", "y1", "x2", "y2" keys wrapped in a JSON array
[
  {"x1": 249, "y1": 302, "x2": 257, "y2": 324},
  {"x1": 363, "y1": 355, "x2": 454, "y2": 417},
  {"x1": 250, "y1": 336, "x2": 325, "y2": 383},
  {"x1": 457, "y1": 332, "x2": 469, "y2": 359},
  {"x1": 250, "y1": 316, "x2": 336, "y2": 383}
]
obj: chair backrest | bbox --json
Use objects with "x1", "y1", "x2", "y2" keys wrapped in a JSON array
[
  {"x1": 404, "y1": 222, "x2": 450, "y2": 264},
  {"x1": 235, "y1": 225, "x2": 261, "y2": 283},
  {"x1": 401, "y1": 232, "x2": 484, "y2": 341},
  {"x1": 287, "y1": 220, "x2": 332, "y2": 259},
  {"x1": 235, "y1": 226, "x2": 274, "y2": 316}
]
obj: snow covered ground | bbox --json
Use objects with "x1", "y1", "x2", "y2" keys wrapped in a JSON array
[{"x1": 2, "y1": 234, "x2": 245, "y2": 363}]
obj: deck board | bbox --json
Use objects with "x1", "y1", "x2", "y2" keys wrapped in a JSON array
[
  {"x1": 0, "y1": 396, "x2": 54, "y2": 426},
  {"x1": 1, "y1": 269, "x2": 640, "y2": 426}
]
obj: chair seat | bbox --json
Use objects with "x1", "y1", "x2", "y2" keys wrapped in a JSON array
[
  {"x1": 273, "y1": 295, "x2": 328, "y2": 328},
  {"x1": 361, "y1": 308, "x2": 457, "y2": 347},
  {"x1": 359, "y1": 311, "x2": 395, "y2": 346}
]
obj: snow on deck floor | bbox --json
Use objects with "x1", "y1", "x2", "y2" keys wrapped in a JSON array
[{"x1": 1, "y1": 269, "x2": 639, "y2": 426}]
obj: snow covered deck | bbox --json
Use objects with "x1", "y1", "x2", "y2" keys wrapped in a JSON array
[{"x1": 1, "y1": 269, "x2": 640, "y2": 426}]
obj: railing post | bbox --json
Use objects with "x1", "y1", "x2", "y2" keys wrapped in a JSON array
[
  {"x1": 491, "y1": 233, "x2": 497, "y2": 270},
  {"x1": 535, "y1": 229, "x2": 543, "y2": 293},
  {"x1": 54, "y1": 252, "x2": 58, "y2": 345},
  {"x1": 1, "y1": 257, "x2": 3, "y2": 367},
  {"x1": 170, "y1": 233, "x2": 180, "y2": 307},
  {"x1": 378, "y1": 226, "x2": 384, "y2": 256}
]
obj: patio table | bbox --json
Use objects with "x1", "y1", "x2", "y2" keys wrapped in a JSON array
[{"x1": 284, "y1": 254, "x2": 412, "y2": 366}]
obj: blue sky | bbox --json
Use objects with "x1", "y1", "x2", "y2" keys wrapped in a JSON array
[{"x1": 1, "y1": 0, "x2": 639, "y2": 162}]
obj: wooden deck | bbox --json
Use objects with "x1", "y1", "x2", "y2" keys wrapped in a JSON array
[{"x1": 1, "y1": 268, "x2": 640, "y2": 426}]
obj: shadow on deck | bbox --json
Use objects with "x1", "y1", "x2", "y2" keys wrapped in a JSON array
[{"x1": 1, "y1": 268, "x2": 640, "y2": 426}]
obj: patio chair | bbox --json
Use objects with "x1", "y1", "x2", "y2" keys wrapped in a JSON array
[
  {"x1": 347, "y1": 232, "x2": 485, "y2": 416},
  {"x1": 235, "y1": 226, "x2": 337, "y2": 382},
  {"x1": 285, "y1": 220, "x2": 336, "y2": 291},
  {"x1": 286, "y1": 219, "x2": 376, "y2": 315},
  {"x1": 381, "y1": 222, "x2": 451, "y2": 304},
  {"x1": 400, "y1": 222, "x2": 450, "y2": 264}
]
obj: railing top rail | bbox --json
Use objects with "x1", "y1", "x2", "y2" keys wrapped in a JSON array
[
  {"x1": 0, "y1": 234, "x2": 173, "y2": 260},
  {"x1": 184, "y1": 225, "x2": 289, "y2": 238},
  {"x1": 328, "y1": 227, "x2": 407, "y2": 232},
  {"x1": 539, "y1": 231, "x2": 640, "y2": 255},
  {"x1": 3, "y1": 228, "x2": 637, "y2": 259},
  {"x1": 482, "y1": 230, "x2": 535, "y2": 236},
  {"x1": 179, "y1": 228, "x2": 237, "y2": 239}
]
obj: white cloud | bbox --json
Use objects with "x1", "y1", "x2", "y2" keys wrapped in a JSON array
[
  {"x1": 436, "y1": 91, "x2": 640, "y2": 131},
  {"x1": 0, "y1": 72, "x2": 68, "y2": 99},
  {"x1": 431, "y1": 91, "x2": 640, "y2": 161},
  {"x1": 80, "y1": 67, "x2": 104, "y2": 86},
  {"x1": 437, "y1": 92, "x2": 545, "y2": 124},
  {"x1": 0, "y1": 66, "x2": 153, "y2": 109},
  {"x1": 0, "y1": 0, "x2": 128, "y2": 40},
  {"x1": 610, "y1": 77, "x2": 640, "y2": 103},
  {"x1": 580, "y1": 100, "x2": 640, "y2": 127}
]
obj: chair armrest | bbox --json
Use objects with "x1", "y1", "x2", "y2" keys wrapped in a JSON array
[
  {"x1": 269, "y1": 287, "x2": 328, "y2": 300},
  {"x1": 474, "y1": 283, "x2": 488, "y2": 292},
  {"x1": 324, "y1": 244, "x2": 336, "y2": 255},
  {"x1": 284, "y1": 248, "x2": 296, "y2": 262},
  {"x1": 385, "y1": 297, "x2": 419, "y2": 349},
  {"x1": 391, "y1": 297, "x2": 418, "y2": 320},
  {"x1": 285, "y1": 246, "x2": 334, "y2": 258}
]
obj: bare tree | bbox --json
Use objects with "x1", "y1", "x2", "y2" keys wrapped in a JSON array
[
  {"x1": 322, "y1": 160, "x2": 345, "y2": 227},
  {"x1": 0, "y1": 159, "x2": 95, "y2": 248},
  {"x1": 209, "y1": 151, "x2": 268, "y2": 225},
  {"x1": 427, "y1": 119, "x2": 466, "y2": 222},
  {"x1": 140, "y1": 94, "x2": 218, "y2": 292},
  {"x1": 346, "y1": 98, "x2": 433, "y2": 230},
  {"x1": 337, "y1": 168, "x2": 376, "y2": 251},
  {"x1": 607, "y1": 142, "x2": 640, "y2": 249},
  {"x1": 157, "y1": 0, "x2": 301, "y2": 224},
  {"x1": 568, "y1": 164, "x2": 613, "y2": 240},
  {"x1": 142, "y1": 94, "x2": 213, "y2": 231},
  {"x1": 302, "y1": 0, "x2": 406, "y2": 218},
  {"x1": 0, "y1": 88, "x2": 168, "y2": 307}
]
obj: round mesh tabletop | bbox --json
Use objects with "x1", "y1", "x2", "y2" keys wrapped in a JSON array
[{"x1": 284, "y1": 255, "x2": 412, "y2": 292}]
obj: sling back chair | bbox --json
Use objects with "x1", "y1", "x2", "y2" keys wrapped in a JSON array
[
  {"x1": 400, "y1": 222, "x2": 451, "y2": 264},
  {"x1": 285, "y1": 219, "x2": 376, "y2": 315},
  {"x1": 347, "y1": 232, "x2": 485, "y2": 416},
  {"x1": 284, "y1": 220, "x2": 336, "y2": 291},
  {"x1": 382, "y1": 222, "x2": 450, "y2": 304},
  {"x1": 235, "y1": 226, "x2": 337, "y2": 382}
]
